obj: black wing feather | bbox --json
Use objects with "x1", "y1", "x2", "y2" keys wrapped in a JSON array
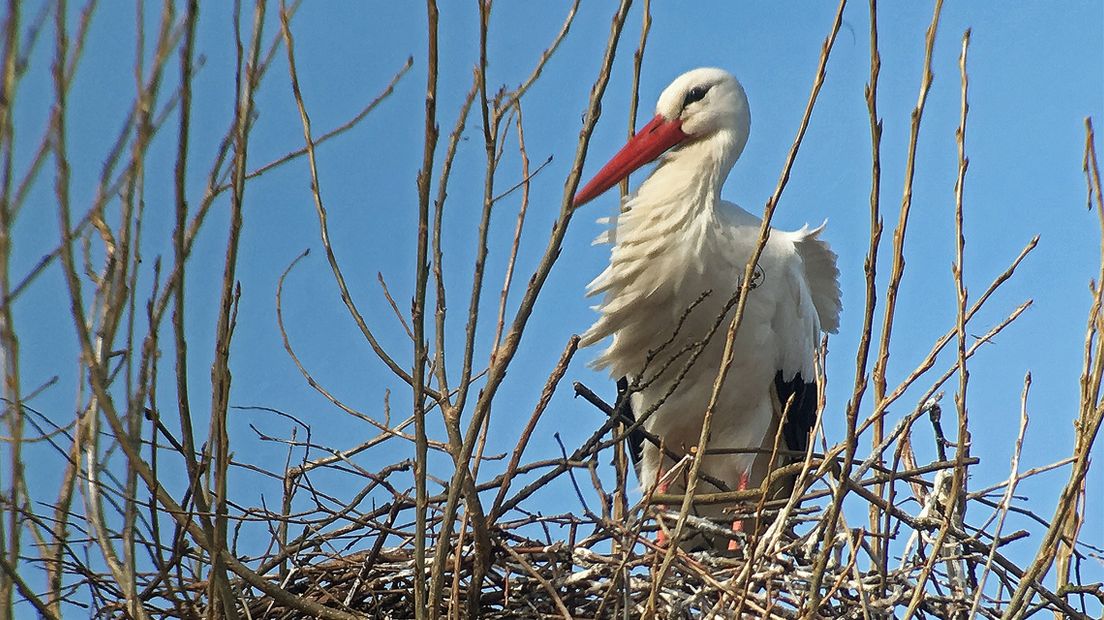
[{"x1": 774, "y1": 370, "x2": 818, "y2": 454}]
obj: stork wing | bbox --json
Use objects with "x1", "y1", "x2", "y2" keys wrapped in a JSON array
[
  {"x1": 774, "y1": 223, "x2": 840, "y2": 452},
  {"x1": 792, "y1": 223, "x2": 841, "y2": 334}
]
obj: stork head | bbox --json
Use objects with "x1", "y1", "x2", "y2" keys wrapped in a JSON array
[{"x1": 573, "y1": 67, "x2": 750, "y2": 207}]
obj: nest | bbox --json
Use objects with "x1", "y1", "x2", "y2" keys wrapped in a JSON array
[
  {"x1": 210, "y1": 492, "x2": 1096, "y2": 618},
  {"x1": 95, "y1": 391, "x2": 1099, "y2": 620}
]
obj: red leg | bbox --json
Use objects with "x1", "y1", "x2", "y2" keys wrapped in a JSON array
[{"x1": 728, "y1": 470, "x2": 750, "y2": 552}]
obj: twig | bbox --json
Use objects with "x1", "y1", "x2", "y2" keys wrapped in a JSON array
[{"x1": 1003, "y1": 117, "x2": 1104, "y2": 619}]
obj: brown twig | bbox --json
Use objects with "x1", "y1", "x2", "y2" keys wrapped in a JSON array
[{"x1": 1003, "y1": 117, "x2": 1104, "y2": 619}]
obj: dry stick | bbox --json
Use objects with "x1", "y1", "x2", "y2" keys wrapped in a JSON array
[
  {"x1": 573, "y1": 381, "x2": 731, "y2": 496},
  {"x1": 741, "y1": 306, "x2": 1024, "y2": 582},
  {"x1": 53, "y1": 1, "x2": 148, "y2": 615},
  {"x1": 89, "y1": 7, "x2": 180, "y2": 259},
  {"x1": 422, "y1": 8, "x2": 505, "y2": 620},
  {"x1": 7, "y1": 0, "x2": 185, "y2": 309},
  {"x1": 900, "y1": 30, "x2": 974, "y2": 620},
  {"x1": 448, "y1": 527, "x2": 465, "y2": 620},
  {"x1": 276, "y1": 252, "x2": 426, "y2": 573},
  {"x1": 10, "y1": 58, "x2": 177, "y2": 305},
  {"x1": 591, "y1": 518, "x2": 670, "y2": 620},
  {"x1": 275, "y1": 253, "x2": 439, "y2": 447},
  {"x1": 118, "y1": 3, "x2": 160, "y2": 615},
  {"x1": 11, "y1": 3, "x2": 49, "y2": 84},
  {"x1": 497, "y1": 0, "x2": 579, "y2": 115},
  {"x1": 457, "y1": 159, "x2": 557, "y2": 591},
  {"x1": 1056, "y1": 117, "x2": 1104, "y2": 600},
  {"x1": 618, "y1": 0, "x2": 650, "y2": 203},
  {"x1": 266, "y1": 36, "x2": 423, "y2": 612},
  {"x1": 845, "y1": 529, "x2": 876, "y2": 620},
  {"x1": 282, "y1": 421, "x2": 417, "y2": 482},
  {"x1": 255, "y1": 51, "x2": 532, "y2": 600},
  {"x1": 874, "y1": 244, "x2": 1036, "y2": 437},
  {"x1": 490, "y1": 104, "x2": 534, "y2": 357},
  {"x1": 612, "y1": 0, "x2": 651, "y2": 541},
  {"x1": 0, "y1": 554, "x2": 57, "y2": 620},
  {"x1": 947, "y1": 26, "x2": 975, "y2": 607},
  {"x1": 843, "y1": 477, "x2": 1087, "y2": 618},
  {"x1": 805, "y1": 306, "x2": 1036, "y2": 609},
  {"x1": 413, "y1": 2, "x2": 440, "y2": 617},
  {"x1": 651, "y1": 459, "x2": 830, "y2": 506},
  {"x1": 499, "y1": 544, "x2": 574, "y2": 619},
  {"x1": 434, "y1": 8, "x2": 503, "y2": 611},
  {"x1": 490, "y1": 336, "x2": 580, "y2": 519},
  {"x1": 968, "y1": 373, "x2": 1030, "y2": 617},
  {"x1": 153, "y1": 28, "x2": 200, "y2": 604},
  {"x1": 171, "y1": 0, "x2": 300, "y2": 226},
  {"x1": 210, "y1": 63, "x2": 429, "y2": 401},
  {"x1": 426, "y1": 0, "x2": 631, "y2": 614},
  {"x1": 948, "y1": 37, "x2": 976, "y2": 606},
  {"x1": 842, "y1": 0, "x2": 886, "y2": 595},
  {"x1": 377, "y1": 273, "x2": 415, "y2": 341},
  {"x1": 836, "y1": 301, "x2": 1030, "y2": 502},
  {"x1": 205, "y1": 3, "x2": 266, "y2": 618},
  {"x1": 489, "y1": 155, "x2": 552, "y2": 205},
  {"x1": 969, "y1": 456, "x2": 1073, "y2": 503},
  {"x1": 437, "y1": 12, "x2": 584, "y2": 597},
  {"x1": 446, "y1": 3, "x2": 497, "y2": 426},
  {"x1": 728, "y1": 393, "x2": 819, "y2": 619},
  {"x1": 16, "y1": 2, "x2": 101, "y2": 612},
  {"x1": 648, "y1": 2, "x2": 847, "y2": 613},
  {"x1": 57, "y1": 0, "x2": 97, "y2": 94},
  {"x1": 430, "y1": 76, "x2": 479, "y2": 405},
  {"x1": 869, "y1": 2, "x2": 945, "y2": 581},
  {"x1": 50, "y1": 27, "x2": 372, "y2": 611},
  {"x1": 166, "y1": 1, "x2": 234, "y2": 580},
  {"x1": 909, "y1": 300, "x2": 1031, "y2": 432},
  {"x1": 249, "y1": 456, "x2": 572, "y2": 580},
  {"x1": 132, "y1": 0, "x2": 184, "y2": 592},
  {"x1": 0, "y1": 0, "x2": 22, "y2": 612},
  {"x1": 63, "y1": 21, "x2": 346, "y2": 620},
  {"x1": 280, "y1": 6, "x2": 409, "y2": 617},
  {"x1": 800, "y1": 238, "x2": 1038, "y2": 513},
  {"x1": 817, "y1": 526, "x2": 866, "y2": 611},
  {"x1": 0, "y1": 0, "x2": 21, "y2": 233},
  {"x1": 450, "y1": 102, "x2": 546, "y2": 620},
  {"x1": 1002, "y1": 119, "x2": 1104, "y2": 619},
  {"x1": 459, "y1": 431, "x2": 493, "y2": 619},
  {"x1": 238, "y1": 57, "x2": 412, "y2": 187}
]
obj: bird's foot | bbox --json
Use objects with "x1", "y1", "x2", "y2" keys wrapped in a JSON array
[{"x1": 727, "y1": 471, "x2": 751, "y2": 552}]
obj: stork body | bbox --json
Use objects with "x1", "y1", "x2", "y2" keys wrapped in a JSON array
[{"x1": 574, "y1": 68, "x2": 840, "y2": 548}]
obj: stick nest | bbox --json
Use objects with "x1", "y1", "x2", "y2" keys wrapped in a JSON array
[{"x1": 104, "y1": 397, "x2": 1100, "y2": 619}]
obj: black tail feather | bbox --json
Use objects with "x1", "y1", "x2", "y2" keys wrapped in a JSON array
[{"x1": 615, "y1": 377, "x2": 644, "y2": 469}]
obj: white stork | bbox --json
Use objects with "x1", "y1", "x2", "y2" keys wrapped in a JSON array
[{"x1": 574, "y1": 67, "x2": 841, "y2": 549}]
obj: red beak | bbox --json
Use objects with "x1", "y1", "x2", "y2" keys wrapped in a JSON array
[{"x1": 573, "y1": 114, "x2": 688, "y2": 207}]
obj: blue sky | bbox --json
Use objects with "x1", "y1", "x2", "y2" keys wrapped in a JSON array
[{"x1": 10, "y1": 0, "x2": 1104, "y2": 610}]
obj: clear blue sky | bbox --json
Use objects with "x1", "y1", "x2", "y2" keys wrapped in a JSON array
[{"x1": 10, "y1": 0, "x2": 1104, "y2": 610}]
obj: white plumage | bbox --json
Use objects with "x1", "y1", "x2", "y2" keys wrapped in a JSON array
[{"x1": 574, "y1": 68, "x2": 841, "y2": 548}]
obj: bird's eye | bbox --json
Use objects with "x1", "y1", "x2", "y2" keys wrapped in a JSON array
[{"x1": 682, "y1": 85, "x2": 710, "y2": 108}]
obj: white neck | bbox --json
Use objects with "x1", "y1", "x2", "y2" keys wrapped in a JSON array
[{"x1": 628, "y1": 129, "x2": 741, "y2": 227}]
